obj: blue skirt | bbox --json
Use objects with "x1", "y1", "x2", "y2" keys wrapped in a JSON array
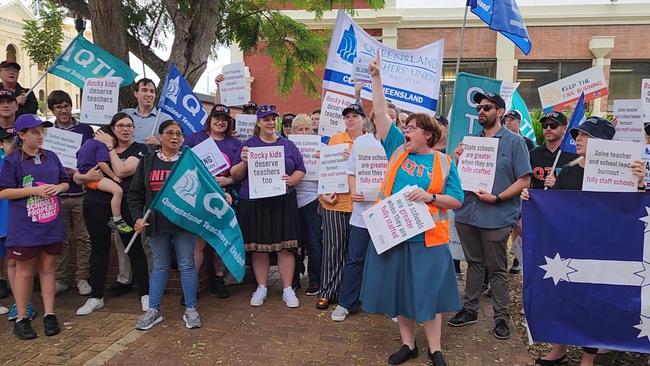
[{"x1": 360, "y1": 240, "x2": 460, "y2": 322}]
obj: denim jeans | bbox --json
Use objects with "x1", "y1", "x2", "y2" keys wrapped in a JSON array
[
  {"x1": 299, "y1": 199, "x2": 323, "y2": 287},
  {"x1": 338, "y1": 225, "x2": 370, "y2": 310},
  {"x1": 149, "y1": 230, "x2": 197, "y2": 310}
]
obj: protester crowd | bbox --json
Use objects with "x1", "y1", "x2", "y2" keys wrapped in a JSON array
[{"x1": 0, "y1": 54, "x2": 647, "y2": 366}]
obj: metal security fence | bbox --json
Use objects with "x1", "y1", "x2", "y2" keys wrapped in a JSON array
[{"x1": 607, "y1": 61, "x2": 650, "y2": 111}]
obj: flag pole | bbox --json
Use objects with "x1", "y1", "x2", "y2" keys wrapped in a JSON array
[
  {"x1": 544, "y1": 150, "x2": 563, "y2": 190},
  {"x1": 124, "y1": 209, "x2": 151, "y2": 254},
  {"x1": 454, "y1": 4, "x2": 470, "y2": 77}
]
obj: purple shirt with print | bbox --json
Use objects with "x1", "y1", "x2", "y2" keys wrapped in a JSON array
[
  {"x1": 76, "y1": 139, "x2": 110, "y2": 174},
  {"x1": 237, "y1": 136, "x2": 306, "y2": 200},
  {"x1": 0, "y1": 149, "x2": 68, "y2": 247}
]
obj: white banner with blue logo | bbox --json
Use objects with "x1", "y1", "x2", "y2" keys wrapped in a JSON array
[
  {"x1": 323, "y1": 10, "x2": 444, "y2": 114},
  {"x1": 158, "y1": 64, "x2": 207, "y2": 136}
]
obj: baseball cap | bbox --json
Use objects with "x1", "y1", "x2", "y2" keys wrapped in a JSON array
[
  {"x1": 342, "y1": 103, "x2": 365, "y2": 118},
  {"x1": 210, "y1": 104, "x2": 232, "y2": 120},
  {"x1": 540, "y1": 111, "x2": 568, "y2": 126},
  {"x1": 570, "y1": 116, "x2": 615, "y2": 141},
  {"x1": 644, "y1": 122, "x2": 650, "y2": 136},
  {"x1": 0, "y1": 89, "x2": 16, "y2": 102},
  {"x1": 0, "y1": 127, "x2": 14, "y2": 140},
  {"x1": 0, "y1": 61, "x2": 20, "y2": 70},
  {"x1": 256, "y1": 104, "x2": 279, "y2": 119},
  {"x1": 282, "y1": 113, "x2": 296, "y2": 126},
  {"x1": 243, "y1": 101, "x2": 258, "y2": 113},
  {"x1": 434, "y1": 114, "x2": 448, "y2": 126},
  {"x1": 14, "y1": 114, "x2": 53, "y2": 132},
  {"x1": 504, "y1": 110, "x2": 522, "y2": 120},
  {"x1": 473, "y1": 92, "x2": 506, "y2": 110}
]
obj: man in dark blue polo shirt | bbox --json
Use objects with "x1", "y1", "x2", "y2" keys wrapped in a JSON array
[{"x1": 448, "y1": 92, "x2": 532, "y2": 340}]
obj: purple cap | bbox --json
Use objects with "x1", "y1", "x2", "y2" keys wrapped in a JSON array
[
  {"x1": 14, "y1": 114, "x2": 53, "y2": 132},
  {"x1": 256, "y1": 104, "x2": 279, "y2": 119}
]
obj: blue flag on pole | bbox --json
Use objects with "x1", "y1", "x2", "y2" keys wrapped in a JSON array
[
  {"x1": 469, "y1": 0, "x2": 532, "y2": 55},
  {"x1": 522, "y1": 190, "x2": 650, "y2": 353},
  {"x1": 558, "y1": 93, "x2": 586, "y2": 154},
  {"x1": 158, "y1": 64, "x2": 207, "y2": 136}
]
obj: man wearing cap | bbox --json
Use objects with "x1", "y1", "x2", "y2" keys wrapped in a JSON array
[
  {"x1": 122, "y1": 78, "x2": 173, "y2": 145},
  {"x1": 0, "y1": 89, "x2": 18, "y2": 133},
  {"x1": 503, "y1": 110, "x2": 535, "y2": 151},
  {"x1": 529, "y1": 111, "x2": 577, "y2": 190},
  {"x1": 281, "y1": 113, "x2": 295, "y2": 137},
  {"x1": 448, "y1": 91, "x2": 532, "y2": 340},
  {"x1": 47, "y1": 90, "x2": 95, "y2": 296},
  {"x1": 0, "y1": 61, "x2": 37, "y2": 118}
]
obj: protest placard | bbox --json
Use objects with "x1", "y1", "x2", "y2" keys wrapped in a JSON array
[
  {"x1": 363, "y1": 185, "x2": 435, "y2": 254},
  {"x1": 80, "y1": 77, "x2": 120, "y2": 125},
  {"x1": 318, "y1": 144, "x2": 349, "y2": 194},
  {"x1": 355, "y1": 146, "x2": 387, "y2": 201},
  {"x1": 220, "y1": 62, "x2": 249, "y2": 107},
  {"x1": 643, "y1": 145, "x2": 650, "y2": 189},
  {"x1": 457, "y1": 136, "x2": 499, "y2": 192},
  {"x1": 583, "y1": 139, "x2": 642, "y2": 192},
  {"x1": 352, "y1": 54, "x2": 372, "y2": 83},
  {"x1": 248, "y1": 146, "x2": 286, "y2": 199},
  {"x1": 289, "y1": 134, "x2": 321, "y2": 181},
  {"x1": 500, "y1": 81, "x2": 520, "y2": 110},
  {"x1": 319, "y1": 91, "x2": 356, "y2": 137},
  {"x1": 613, "y1": 99, "x2": 644, "y2": 142},
  {"x1": 448, "y1": 210, "x2": 465, "y2": 261},
  {"x1": 190, "y1": 138, "x2": 230, "y2": 176},
  {"x1": 43, "y1": 128, "x2": 83, "y2": 169},
  {"x1": 642, "y1": 79, "x2": 650, "y2": 123},
  {"x1": 538, "y1": 65, "x2": 608, "y2": 111},
  {"x1": 235, "y1": 114, "x2": 257, "y2": 141}
]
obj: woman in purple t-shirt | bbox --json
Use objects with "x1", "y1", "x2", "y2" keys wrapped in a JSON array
[
  {"x1": 0, "y1": 114, "x2": 69, "y2": 340},
  {"x1": 231, "y1": 104, "x2": 306, "y2": 308},
  {"x1": 184, "y1": 104, "x2": 242, "y2": 299}
]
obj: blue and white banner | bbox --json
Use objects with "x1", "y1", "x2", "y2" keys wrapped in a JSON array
[
  {"x1": 158, "y1": 64, "x2": 207, "y2": 136},
  {"x1": 523, "y1": 190, "x2": 650, "y2": 353},
  {"x1": 323, "y1": 10, "x2": 444, "y2": 114},
  {"x1": 470, "y1": 0, "x2": 532, "y2": 55}
]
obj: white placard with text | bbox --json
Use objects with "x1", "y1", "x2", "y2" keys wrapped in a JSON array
[
  {"x1": 43, "y1": 128, "x2": 83, "y2": 169},
  {"x1": 583, "y1": 139, "x2": 642, "y2": 192},
  {"x1": 248, "y1": 146, "x2": 286, "y2": 199},
  {"x1": 318, "y1": 144, "x2": 349, "y2": 194},
  {"x1": 457, "y1": 136, "x2": 499, "y2": 192},
  {"x1": 289, "y1": 134, "x2": 321, "y2": 181}
]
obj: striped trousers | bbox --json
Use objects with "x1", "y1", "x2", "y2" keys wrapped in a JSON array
[{"x1": 320, "y1": 208, "x2": 352, "y2": 300}]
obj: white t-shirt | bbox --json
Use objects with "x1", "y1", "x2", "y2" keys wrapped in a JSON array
[
  {"x1": 346, "y1": 133, "x2": 385, "y2": 228},
  {"x1": 296, "y1": 180, "x2": 319, "y2": 208}
]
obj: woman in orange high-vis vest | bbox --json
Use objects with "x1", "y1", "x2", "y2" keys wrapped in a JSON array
[{"x1": 359, "y1": 54, "x2": 464, "y2": 366}]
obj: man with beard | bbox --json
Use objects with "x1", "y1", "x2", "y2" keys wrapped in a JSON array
[
  {"x1": 0, "y1": 61, "x2": 37, "y2": 118},
  {"x1": 122, "y1": 78, "x2": 172, "y2": 146},
  {"x1": 447, "y1": 92, "x2": 531, "y2": 340},
  {"x1": 529, "y1": 111, "x2": 577, "y2": 189}
]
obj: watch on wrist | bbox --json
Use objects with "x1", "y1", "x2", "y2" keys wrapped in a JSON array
[
  {"x1": 495, "y1": 194, "x2": 502, "y2": 203},
  {"x1": 428, "y1": 193, "x2": 437, "y2": 203}
]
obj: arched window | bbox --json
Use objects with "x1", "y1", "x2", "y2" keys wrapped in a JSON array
[{"x1": 5, "y1": 44, "x2": 17, "y2": 62}]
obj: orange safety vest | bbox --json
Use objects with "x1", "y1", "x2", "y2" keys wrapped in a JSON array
[{"x1": 377, "y1": 145, "x2": 452, "y2": 247}]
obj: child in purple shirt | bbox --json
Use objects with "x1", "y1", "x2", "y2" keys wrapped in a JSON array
[{"x1": 76, "y1": 126, "x2": 132, "y2": 234}]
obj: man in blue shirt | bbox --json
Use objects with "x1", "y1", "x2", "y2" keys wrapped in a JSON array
[
  {"x1": 122, "y1": 78, "x2": 172, "y2": 145},
  {"x1": 448, "y1": 92, "x2": 531, "y2": 340}
]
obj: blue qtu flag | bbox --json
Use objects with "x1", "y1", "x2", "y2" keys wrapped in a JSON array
[
  {"x1": 522, "y1": 190, "x2": 650, "y2": 353},
  {"x1": 558, "y1": 92, "x2": 586, "y2": 154},
  {"x1": 158, "y1": 64, "x2": 207, "y2": 136},
  {"x1": 470, "y1": 0, "x2": 532, "y2": 55}
]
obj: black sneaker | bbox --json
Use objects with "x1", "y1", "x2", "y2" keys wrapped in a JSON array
[
  {"x1": 447, "y1": 309, "x2": 478, "y2": 327},
  {"x1": 213, "y1": 276, "x2": 229, "y2": 299},
  {"x1": 14, "y1": 318, "x2": 37, "y2": 340},
  {"x1": 109, "y1": 282, "x2": 132, "y2": 296},
  {"x1": 304, "y1": 284, "x2": 319, "y2": 296},
  {"x1": 388, "y1": 344, "x2": 419, "y2": 365},
  {"x1": 493, "y1": 319, "x2": 510, "y2": 339},
  {"x1": 428, "y1": 349, "x2": 447, "y2": 366},
  {"x1": 43, "y1": 314, "x2": 61, "y2": 337},
  {"x1": 0, "y1": 279, "x2": 8, "y2": 299}
]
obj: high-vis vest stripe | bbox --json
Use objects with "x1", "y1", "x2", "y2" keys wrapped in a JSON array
[{"x1": 378, "y1": 145, "x2": 452, "y2": 247}]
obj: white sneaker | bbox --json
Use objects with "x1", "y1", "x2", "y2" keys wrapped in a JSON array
[
  {"x1": 0, "y1": 305, "x2": 8, "y2": 315},
  {"x1": 250, "y1": 286, "x2": 267, "y2": 306},
  {"x1": 55, "y1": 281, "x2": 69, "y2": 294},
  {"x1": 141, "y1": 295, "x2": 150, "y2": 312},
  {"x1": 282, "y1": 287, "x2": 299, "y2": 308},
  {"x1": 331, "y1": 305, "x2": 349, "y2": 321},
  {"x1": 76, "y1": 298, "x2": 104, "y2": 316},
  {"x1": 77, "y1": 280, "x2": 92, "y2": 296}
]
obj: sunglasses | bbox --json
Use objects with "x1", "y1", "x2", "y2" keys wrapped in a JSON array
[
  {"x1": 542, "y1": 122, "x2": 560, "y2": 129},
  {"x1": 258, "y1": 105, "x2": 277, "y2": 113},
  {"x1": 476, "y1": 104, "x2": 495, "y2": 112}
]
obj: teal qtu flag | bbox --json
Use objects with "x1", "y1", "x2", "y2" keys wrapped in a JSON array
[
  {"x1": 48, "y1": 35, "x2": 138, "y2": 88},
  {"x1": 150, "y1": 147, "x2": 246, "y2": 282}
]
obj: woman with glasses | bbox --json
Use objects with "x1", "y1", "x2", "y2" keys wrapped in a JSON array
[
  {"x1": 361, "y1": 54, "x2": 464, "y2": 366},
  {"x1": 185, "y1": 104, "x2": 243, "y2": 299},
  {"x1": 231, "y1": 104, "x2": 306, "y2": 308},
  {"x1": 74, "y1": 112, "x2": 150, "y2": 316},
  {"x1": 128, "y1": 120, "x2": 203, "y2": 330}
]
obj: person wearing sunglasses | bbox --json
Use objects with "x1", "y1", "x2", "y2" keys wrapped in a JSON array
[
  {"x1": 529, "y1": 112, "x2": 577, "y2": 190},
  {"x1": 448, "y1": 92, "x2": 532, "y2": 341},
  {"x1": 231, "y1": 104, "x2": 306, "y2": 308}
]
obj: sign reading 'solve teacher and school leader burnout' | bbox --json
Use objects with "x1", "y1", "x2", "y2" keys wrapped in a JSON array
[
  {"x1": 289, "y1": 134, "x2": 321, "y2": 181},
  {"x1": 457, "y1": 136, "x2": 499, "y2": 193},
  {"x1": 355, "y1": 146, "x2": 387, "y2": 201},
  {"x1": 247, "y1": 146, "x2": 286, "y2": 199},
  {"x1": 583, "y1": 139, "x2": 642, "y2": 192},
  {"x1": 613, "y1": 99, "x2": 644, "y2": 142},
  {"x1": 318, "y1": 144, "x2": 349, "y2": 194},
  {"x1": 363, "y1": 185, "x2": 435, "y2": 255},
  {"x1": 42, "y1": 128, "x2": 83, "y2": 169}
]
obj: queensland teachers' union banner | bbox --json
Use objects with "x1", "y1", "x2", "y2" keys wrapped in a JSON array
[{"x1": 323, "y1": 10, "x2": 444, "y2": 114}]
